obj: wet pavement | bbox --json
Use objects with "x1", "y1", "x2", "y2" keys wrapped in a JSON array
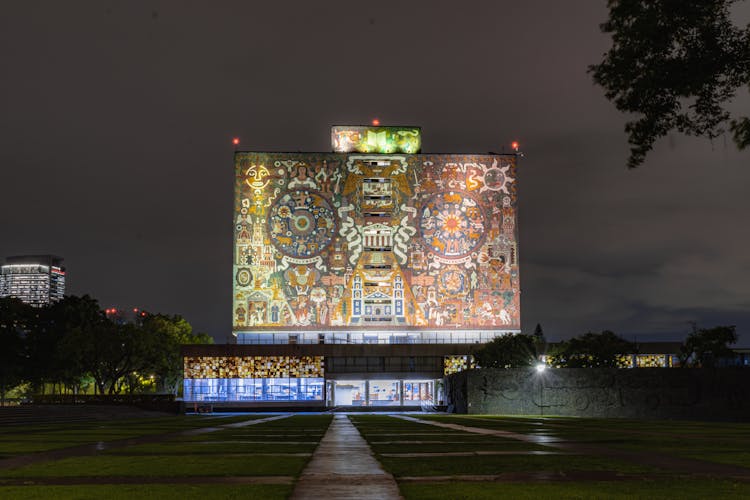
[
  {"x1": 395, "y1": 415, "x2": 544, "y2": 443},
  {"x1": 291, "y1": 414, "x2": 402, "y2": 500}
]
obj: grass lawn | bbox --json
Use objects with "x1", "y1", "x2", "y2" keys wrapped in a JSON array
[
  {"x1": 416, "y1": 414, "x2": 750, "y2": 468},
  {"x1": 0, "y1": 415, "x2": 265, "y2": 456},
  {"x1": 103, "y1": 441, "x2": 318, "y2": 455},
  {"x1": 6, "y1": 412, "x2": 750, "y2": 499},
  {"x1": 0, "y1": 415, "x2": 332, "y2": 490},
  {"x1": 0, "y1": 454, "x2": 309, "y2": 478},
  {"x1": 351, "y1": 415, "x2": 550, "y2": 455},
  {"x1": 350, "y1": 414, "x2": 750, "y2": 499},
  {"x1": 399, "y1": 479, "x2": 750, "y2": 500},
  {"x1": 369, "y1": 440, "x2": 549, "y2": 454},
  {"x1": 378, "y1": 453, "x2": 657, "y2": 477},
  {"x1": 0, "y1": 484, "x2": 292, "y2": 500}
]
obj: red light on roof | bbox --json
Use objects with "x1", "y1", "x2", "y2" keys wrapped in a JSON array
[
  {"x1": 511, "y1": 141, "x2": 519, "y2": 151},
  {"x1": 133, "y1": 308, "x2": 138, "y2": 313},
  {"x1": 372, "y1": 118, "x2": 380, "y2": 126},
  {"x1": 232, "y1": 137, "x2": 240, "y2": 145}
]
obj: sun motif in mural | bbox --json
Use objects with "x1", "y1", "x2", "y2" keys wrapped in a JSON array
[
  {"x1": 440, "y1": 213, "x2": 463, "y2": 234},
  {"x1": 419, "y1": 192, "x2": 485, "y2": 258},
  {"x1": 269, "y1": 190, "x2": 336, "y2": 258},
  {"x1": 479, "y1": 159, "x2": 515, "y2": 194}
]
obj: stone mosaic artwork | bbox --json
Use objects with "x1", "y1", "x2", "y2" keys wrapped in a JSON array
[
  {"x1": 233, "y1": 153, "x2": 520, "y2": 332},
  {"x1": 184, "y1": 356, "x2": 324, "y2": 379}
]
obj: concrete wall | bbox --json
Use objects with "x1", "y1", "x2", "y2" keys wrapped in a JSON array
[{"x1": 446, "y1": 368, "x2": 750, "y2": 421}]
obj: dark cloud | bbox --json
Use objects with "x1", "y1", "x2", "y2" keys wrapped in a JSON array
[{"x1": 1, "y1": 1, "x2": 748, "y2": 343}]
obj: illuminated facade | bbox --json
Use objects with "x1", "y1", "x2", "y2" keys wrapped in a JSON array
[
  {"x1": 0, "y1": 255, "x2": 65, "y2": 307},
  {"x1": 183, "y1": 126, "x2": 521, "y2": 407}
]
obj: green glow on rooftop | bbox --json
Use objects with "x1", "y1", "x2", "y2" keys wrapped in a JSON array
[{"x1": 331, "y1": 125, "x2": 421, "y2": 154}]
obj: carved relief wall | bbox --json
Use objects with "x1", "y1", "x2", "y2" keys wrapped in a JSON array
[
  {"x1": 233, "y1": 153, "x2": 520, "y2": 333},
  {"x1": 449, "y1": 368, "x2": 750, "y2": 420}
]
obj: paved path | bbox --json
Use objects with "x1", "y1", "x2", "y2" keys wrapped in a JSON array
[
  {"x1": 397, "y1": 415, "x2": 750, "y2": 480},
  {"x1": 291, "y1": 414, "x2": 402, "y2": 500}
]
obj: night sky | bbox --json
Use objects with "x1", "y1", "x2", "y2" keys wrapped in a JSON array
[{"x1": 2, "y1": 2, "x2": 749, "y2": 344}]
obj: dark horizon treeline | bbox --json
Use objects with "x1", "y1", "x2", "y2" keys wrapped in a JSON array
[
  {"x1": 0, "y1": 295, "x2": 212, "y2": 403},
  {"x1": 474, "y1": 326, "x2": 739, "y2": 370}
]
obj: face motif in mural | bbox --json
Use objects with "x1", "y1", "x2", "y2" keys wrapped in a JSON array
[
  {"x1": 438, "y1": 267, "x2": 468, "y2": 296},
  {"x1": 419, "y1": 192, "x2": 485, "y2": 258},
  {"x1": 269, "y1": 190, "x2": 336, "y2": 258}
]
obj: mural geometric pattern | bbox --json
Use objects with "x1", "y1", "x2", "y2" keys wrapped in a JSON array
[
  {"x1": 269, "y1": 190, "x2": 336, "y2": 258},
  {"x1": 233, "y1": 153, "x2": 520, "y2": 332}
]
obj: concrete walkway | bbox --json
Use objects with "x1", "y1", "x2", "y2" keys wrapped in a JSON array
[{"x1": 291, "y1": 414, "x2": 402, "y2": 500}]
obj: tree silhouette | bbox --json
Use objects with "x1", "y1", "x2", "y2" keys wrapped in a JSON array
[
  {"x1": 0, "y1": 298, "x2": 32, "y2": 403},
  {"x1": 2, "y1": 294, "x2": 212, "y2": 397},
  {"x1": 475, "y1": 333, "x2": 539, "y2": 369},
  {"x1": 680, "y1": 324, "x2": 737, "y2": 367},
  {"x1": 590, "y1": 0, "x2": 750, "y2": 168},
  {"x1": 552, "y1": 330, "x2": 635, "y2": 368}
]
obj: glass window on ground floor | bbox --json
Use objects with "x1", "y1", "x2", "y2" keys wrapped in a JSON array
[
  {"x1": 368, "y1": 380, "x2": 400, "y2": 406},
  {"x1": 330, "y1": 379, "x2": 435, "y2": 406},
  {"x1": 404, "y1": 380, "x2": 433, "y2": 403},
  {"x1": 183, "y1": 377, "x2": 324, "y2": 402},
  {"x1": 331, "y1": 381, "x2": 366, "y2": 406}
]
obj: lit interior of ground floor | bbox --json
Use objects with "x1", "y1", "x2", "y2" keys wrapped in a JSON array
[
  {"x1": 183, "y1": 378, "x2": 440, "y2": 406},
  {"x1": 181, "y1": 342, "x2": 478, "y2": 407}
]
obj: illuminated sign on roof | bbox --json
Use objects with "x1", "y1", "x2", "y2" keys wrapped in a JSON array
[{"x1": 331, "y1": 125, "x2": 421, "y2": 154}]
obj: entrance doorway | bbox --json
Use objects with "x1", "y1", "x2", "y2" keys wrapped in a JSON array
[{"x1": 331, "y1": 380, "x2": 435, "y2": 406}]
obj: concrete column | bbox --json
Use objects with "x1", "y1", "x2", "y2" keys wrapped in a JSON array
[
  {"x1": 399, "y1": 380, "x2": 404, "y2": 406},
  {"x1": 365, "y1": 380, "x2": 370, "y2": 407}
]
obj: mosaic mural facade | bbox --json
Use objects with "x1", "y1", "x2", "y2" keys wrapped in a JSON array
[
  {"x1": 185, "y1": 356, "x2": 324, "y2": 379},
  {"x1": 233, "y1": 152, "x2": 520, "y2": 335},
  {"x1": 444, "y1": 355, "x2": 476, "y2": 375}
]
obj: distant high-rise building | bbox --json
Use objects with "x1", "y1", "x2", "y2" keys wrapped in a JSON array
[{"x1": 0, "y1": 255, "x2": 66, "y2": 307}]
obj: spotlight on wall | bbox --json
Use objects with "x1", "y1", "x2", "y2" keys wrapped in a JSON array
[{"x1": 535, "y1": 363, "x2": 546, "y2": 373}]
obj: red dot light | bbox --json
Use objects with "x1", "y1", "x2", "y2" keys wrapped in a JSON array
[
  {"x1": 232, "y1": 137, "x2": 240, "y2": 145},
  {"x1": 511, "y1": 141, "x2": 519, "y2": 151},
  {"x1": 372, "y1": 118, "x2": 380, "y2": 126}
]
